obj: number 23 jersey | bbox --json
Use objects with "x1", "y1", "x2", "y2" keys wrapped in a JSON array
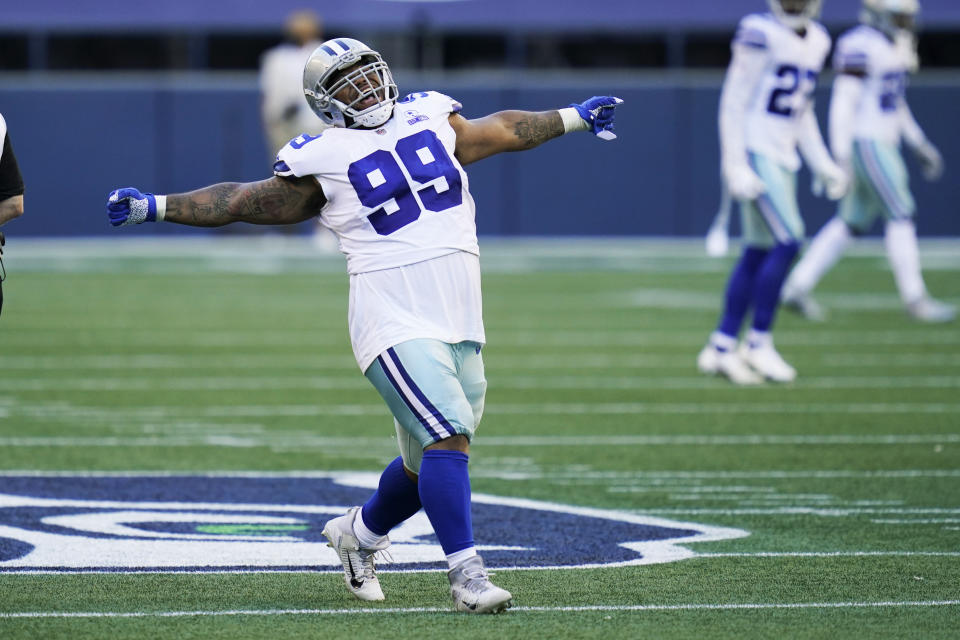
[
  {"x1": 833, "y1": 26, "x2": 912, "y2": 145},
  {"x1": 735, "y1": 13, "x2": 832, "y2": 171},
  {"x1": 274, "y1": 91, "x2": 479, "y2": 276}
]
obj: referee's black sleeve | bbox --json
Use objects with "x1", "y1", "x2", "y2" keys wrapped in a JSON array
[{"x1": 0, "y1": 133, "x2": 25, "y2": 200}]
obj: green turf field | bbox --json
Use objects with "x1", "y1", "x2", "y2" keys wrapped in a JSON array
[{"x1": 1, "y1": 238, "x2": 958, "y2": 639}]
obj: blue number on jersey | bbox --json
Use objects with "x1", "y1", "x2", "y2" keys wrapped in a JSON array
[
  {"x1": 879, "y1": 72, "x2": 906, "y2": 112},
  {"x1": 766, "y1": 65, "x2": 818, "y2": 117},
  {"x1": 398, "y1": 92, "x2": 431, "y2": 104},
  {"x1": 348, "y1": 130, "x2": 462, "y2": 235},
  {"x1": 289, "y1": 133, "x2": 322, "y2": 149}
]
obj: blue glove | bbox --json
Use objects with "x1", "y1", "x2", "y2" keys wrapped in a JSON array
[
  {"x1": 106, "y1": 187, "x2": 161, "y2": 227},
  {"x1": 570, "y1": 96, "x2": 624, "y2": 140}
]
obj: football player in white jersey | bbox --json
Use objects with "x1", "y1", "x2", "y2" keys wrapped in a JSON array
[
  {"x1": 106, "y1": 38, "x2": 623, "y2": 613},
  {"x1": 697, "y1": 0, "x2": 848, "y2": 385},
  {"x1": 782, "y1": 0, "x2": 954, "y2": 323}
]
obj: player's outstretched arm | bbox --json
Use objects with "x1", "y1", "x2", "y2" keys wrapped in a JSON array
[
  {"x1": 106, "y1": 176, "x2": 326, "y2": 228},
  {"x1": 450, "y1": 96, "x2": 622, "y2": 166}
]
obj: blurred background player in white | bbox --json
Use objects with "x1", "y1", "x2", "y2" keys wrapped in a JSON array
[
  {"x1": 0, "y1": 111, "x2": 26, "y2": 317},
  {"x1": 260, "y1": 9, "x2": 326, "y2": 158},
  {"x1": 259, "y1": 9, "x2": 335, "y2": 250},
  {"x1": 697, "y1": 0, "x2": 848, "y2": 384},
  {"x1": 106, "y1": 37, "x2": 623, "y2": 613},
  {"x1": 782, "y1": 0, "x2": 954, "y2": 323}
]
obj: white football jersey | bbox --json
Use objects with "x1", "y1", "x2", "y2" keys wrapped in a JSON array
[
  {"x1": 733, "y1": 13, "x2": 832, "y2": 170},
  {"x1": 274, "y1": 92, "x2": 484, "y2": 371},
  {"x1": 833, "y1": 26, "x2": 911, "y2": 145},
  {"x1": 275, "y1": 91, "x2": 479, "y2": 275}
]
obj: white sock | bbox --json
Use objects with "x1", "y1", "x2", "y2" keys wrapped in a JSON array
[
  {"x1": 709, "y1": 331, "x2": 738, "y2": 353},
  {"x1": 354, "y1": 510, "x2": 387, "y2": 549},
  {"x1": 446, "y1": 547, "x2": 477, "y2": 569},
  {"x1": 746, "y1": 329, "x2": 772, "y2": 350},
  {"x1": 785, "y1": 216, "x2": 852, "y2": 296},
  {"x1": 884, "y1": 219, "x2": 927, "y2": 305}
]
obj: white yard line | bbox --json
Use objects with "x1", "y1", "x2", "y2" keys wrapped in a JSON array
[
  {"x1": 870, "y1": 519, "x2": 960, "y2": 525},
  {"x1": 1, "y1": 600, "x2": 958, "y2": 619},
  {"x1": 2, "y1": 353, "x2": 959, "y2": 370},
  {"x1": 645, "y1": 508, "x2": 960, "y2": 516},
  {"x1": 0, "y1": 355, "x2": 359, "y2": 370},
  {"x1": 4, "y1": 375, "x2": 960, "y2": 392},
  {"x1": 7, "y1": 330, "x2": 960, "y2": 347},
  {"x1": 0, "y1": 378, "x2": 368, "y2": 391},
  {"x1": 5, "y1": 402, "x2": 960, "y2": 421},
  {"x1": 472, "y1": 469, "x2": 960, "y2": 480},
  {"x1": 5, "y1": 549, "x2": 957, "y2": 577},
  {"x1": 0, "y1": 469, "x2": 955, "y2": 479},
  {"x1": 695, "y1": 552, "x2": 960, "y2": 558},
  {"x1": 0, "y1": 434, "x2": 957, "y2": 448}
]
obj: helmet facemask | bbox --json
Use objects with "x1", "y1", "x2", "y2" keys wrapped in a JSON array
[
  {"x1": 303, "y1": 40, "x2": 399, "y2": 129},
  {"x1": 323, "y1": 56, "x2": 398, "y2": 129}
]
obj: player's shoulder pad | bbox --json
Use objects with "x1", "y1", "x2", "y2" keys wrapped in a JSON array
[
  {"x1": 396, "y1": 91, "x2": 463, "y2": 119},
  {"x1": 809, "y1": 20, "x2": 832, "y2": 47},
  {"x1": 839, "y1": 25, "x2": 882, "y2": 49},
  {"x1": 833, "y1": 27, "x2": 872, "y2": 74},
  {"x1": 273, "y1": 131, "x2": 336, "y2": 179},
  {"x1": 733, "y1": 13, "x2": 775, "y2": 51}
]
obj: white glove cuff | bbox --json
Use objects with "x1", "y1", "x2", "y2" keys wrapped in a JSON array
[
  {"x1": 155, "y1": 195, "x2": 167, "y2": 222},
  {"x1": 558, "y1": 108, "x2": 589, "y2": 134}
]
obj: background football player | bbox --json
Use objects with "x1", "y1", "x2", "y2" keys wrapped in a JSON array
[
  {"x1": 697, "y1": 0, "x2": 848, "y2": 385},
  {"x1": 0, "y1": 111, "x2": 26, "y2": 317},
  {"x1": 781, "y1": 0, "x2": 953, "y2": 323},
  {"x1": 0, "y1": 113, "x2": 24, "y2": 228},
  {"x1": 258, "y1": 9, "x2": 336, "y2": 251},
  {"x1": 106, "y1": 37, "x2": 622, "y2": 614}
]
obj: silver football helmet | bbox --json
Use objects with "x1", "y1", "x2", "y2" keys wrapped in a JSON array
[
  {"x1": 767, "y1": 0, "x2": 824, "y2": 30},
  {"x1": 862, "y1": 0, "x2": 921, "y2": 71},
  {"x1": 861, "y1": 0, "x2": 920, "y2": 35},
  {"x1": 302, "y1": 38, "x2": 399, "y2": 129}
]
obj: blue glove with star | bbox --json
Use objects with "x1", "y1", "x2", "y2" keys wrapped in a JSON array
[
  {"x1": 569, "y1": 96, "x2": 624, "y2": 140},
  {"x1": 106, "y1": 187, "x2": 165, "y2": 227}
]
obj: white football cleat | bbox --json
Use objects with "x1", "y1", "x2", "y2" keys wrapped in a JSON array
[
  {"x1": 448, "y1": 555, "x2": 513, "y2": 614},
  {"x1": 907, "y1": 297, "x2": 956, "y2": 323},
  {"x1": 739, "y1": 342, "x2": 796, "y2": 383},
  {"x1": 321, "y1": 507, "x2": 389, "y2": 602},
  {"x1": 697, "y1": 344, "x2": 764, "y2": 386},
  {"x1": 781, "y1": 289, "x2": 827, "y2": 322}
]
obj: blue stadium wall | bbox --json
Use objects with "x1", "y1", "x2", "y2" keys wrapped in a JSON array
[{"x1": 1, "y1": 73, "x2": 957, "y2": 237}]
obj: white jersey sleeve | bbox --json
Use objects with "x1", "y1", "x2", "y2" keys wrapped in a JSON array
[
  {"x1": 730, "y1": 14, "x2": 831, "y2": 171},
  {"x1": 719, "y1": 18, "x2": 771, "y2": 174},
  {"x1": 274, "y1": 91, "x2": 479, "y2": 276},
  {"x1": 833, "y1": 26, "x2": 911, "y2": 145}
]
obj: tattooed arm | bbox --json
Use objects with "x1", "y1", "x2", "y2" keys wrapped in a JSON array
[
  {"x1": 449, "y1": 96, "x2": 623, "y2": 165},
  {"x1": 449, "y1": 111, "x2": 565, "y2": 166},
  {"x1": 163, "y1": 176, "x2": 326, "y2": 227}
]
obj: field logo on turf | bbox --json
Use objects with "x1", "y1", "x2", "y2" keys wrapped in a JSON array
[{"x1": 0, "y1": 474, "x2": 747, "y2": 573}]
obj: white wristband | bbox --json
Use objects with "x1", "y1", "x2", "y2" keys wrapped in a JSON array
[
  {"x1": 558, "y1": 108, "x2": 589, "y2": 134},
  {"x1": 155, "y1": 195, "x2": 166, "y2": 222}
]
